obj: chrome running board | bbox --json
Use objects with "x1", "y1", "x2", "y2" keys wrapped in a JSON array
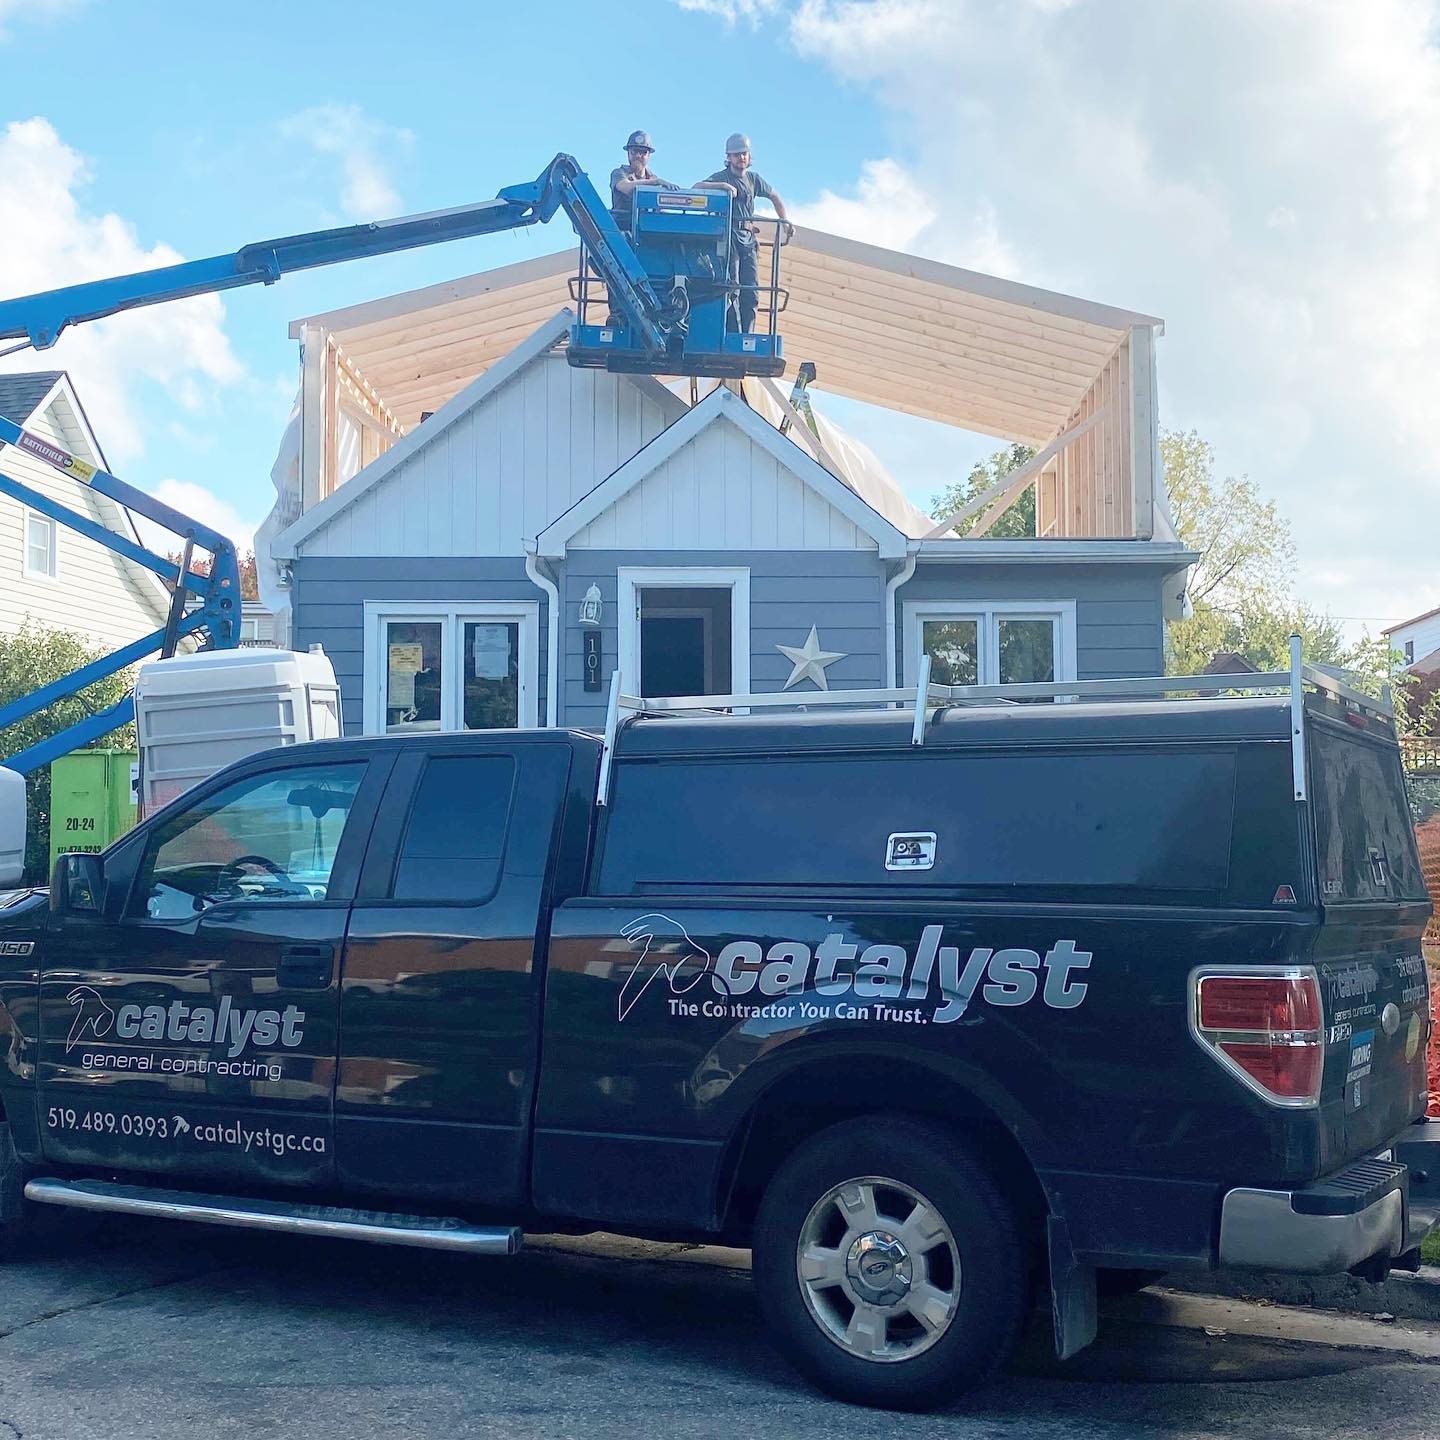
[{"x1": 24, "y1": 1178, "x2": 523, "y2": 1255}]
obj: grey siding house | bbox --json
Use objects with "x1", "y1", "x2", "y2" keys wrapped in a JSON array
[{"x1": 266, "y1": 232, "x2": 1195, "y2": 736}]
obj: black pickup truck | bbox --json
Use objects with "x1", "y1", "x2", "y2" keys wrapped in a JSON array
[{"x1": 0, "y1": 668, "x2": 1435, "y2": 1411}]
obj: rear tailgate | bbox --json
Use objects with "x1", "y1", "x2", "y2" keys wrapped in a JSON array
[{"x1": 1308, "y1": 707, "x2": 1431, "y2": 1161}]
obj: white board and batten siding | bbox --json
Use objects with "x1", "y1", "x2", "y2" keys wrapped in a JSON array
[
  {"x1": 0, "y1": 390, "x2": 168, "y2": 649},
  {"x1": 566, "y1": 418, "x2": 874, "y2": 552},
  {"x1": 294, "y1": 355, "x2": 680, "y2": 559}
]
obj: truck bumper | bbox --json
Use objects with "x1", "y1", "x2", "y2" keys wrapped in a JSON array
[{"x1": 1219, "y1": 1117, "x2": 1440, "y2": 1273}]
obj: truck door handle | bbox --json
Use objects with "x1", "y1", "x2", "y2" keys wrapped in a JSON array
[{"x1": 278, "y1": 944, "x2": 334, "y2": 989}]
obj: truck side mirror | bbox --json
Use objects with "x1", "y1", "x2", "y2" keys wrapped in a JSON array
[{"x1": 52, "y1": 853, "x2": 103, "y2": 915}]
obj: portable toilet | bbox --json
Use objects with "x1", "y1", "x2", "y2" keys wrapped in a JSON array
[
  {"x1": 134, "y1": 646, "x2": 342, "y2": 813},
  {"x1": 0, "y1": 765, "x2": 25, "y2": 888},
  {"x1": 48, "y1": 748, "x2": 138, "y2": 872}
]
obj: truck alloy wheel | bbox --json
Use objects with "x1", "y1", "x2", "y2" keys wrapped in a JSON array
[
  {"x1": 753, "y1": 1117, "x2": 1027, "y2": 1411},
  {"x1": 796, "y1": 1175, "x2": 960, "y2": 1362}
]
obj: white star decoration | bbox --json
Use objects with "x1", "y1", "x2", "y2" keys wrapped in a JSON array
[{"x1": 777, "y1": 626, "x2": 846, "y2": 691}]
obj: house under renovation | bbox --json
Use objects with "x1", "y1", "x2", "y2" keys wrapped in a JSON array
[{"x1": 262, "y1": 228, "x2": 1196, "y2": 734}]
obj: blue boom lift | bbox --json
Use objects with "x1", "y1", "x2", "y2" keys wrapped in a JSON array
[{"x1": 0, "y1": 152, "x2": 788, "y2": 775}]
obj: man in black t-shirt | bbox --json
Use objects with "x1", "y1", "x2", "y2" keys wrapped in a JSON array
[{"x1": 696, "y1": 133, "x2": 794, "y2": 333}]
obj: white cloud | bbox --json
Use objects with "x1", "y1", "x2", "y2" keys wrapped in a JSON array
[
  {"x1": 672, "y1": 0, "x2": 784, "y2": 24},
  {"x1": 0, "y1": 0, "x2": 82, "y2": 41},
  {"x1": 0, "y1": 117, "x2": 243, "y2": 467},
  {"x1": 280, "y1": 104, "x2": 414, "y2": 219},
  {"x1": 132, "y1": 479, "x2": 263, "y2": 558},
  {"x1": 765, "y1": 0, "x2": 1440, "y2": 629},
  {"x1": 795, "y1": 157, "x2": 1022, "y2": 276}
]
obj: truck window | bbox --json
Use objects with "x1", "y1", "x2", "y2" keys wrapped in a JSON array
[
  {"x1": 133, "y1": 762, "x2": 365, "y2": 920},
  {"x1": 1309, "y1": 723, "x2": 1426, "y2": 902},
  {"x1": 600, "y1": 748, "x2": 1239, "y2": 896},
  {"x1": 391, "y1": 755, "x2": 516, "y2": 903}
]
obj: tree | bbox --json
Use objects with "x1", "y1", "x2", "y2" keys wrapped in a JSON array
[
  {"x1": 1160, "y1": 429, "x2": 1383, "y2": 684},
  {"x1": 0, "y1": 624, "x2": 135, "y2": 880},
  {"x1": 928, "y1": 443, "x2": 1037, "y2": 539},
  {"x1": 166, "y1": 548, "x2": 259, "y2": 601}
]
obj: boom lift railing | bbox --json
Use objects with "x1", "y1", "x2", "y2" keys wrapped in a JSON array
[{"x1": 595, "y1": 636, "x2": 1394, "y2": 806}]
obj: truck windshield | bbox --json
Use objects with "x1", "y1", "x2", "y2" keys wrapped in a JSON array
[{"x1": 1309, "y1": 721, "x2": 1426, "y2": 902}]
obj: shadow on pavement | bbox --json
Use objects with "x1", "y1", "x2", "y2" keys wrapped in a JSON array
[{"x1": 0, "y1": 1215, "x2": 1428, "y2": 1439}]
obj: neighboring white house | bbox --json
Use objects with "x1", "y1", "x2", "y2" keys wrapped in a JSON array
[
  {"x1": 0, "y1": 371, "x2": 172, "y2": 651},
  {"x1": 1385, "y1": 605, "x2": 1440, "y2": 675},
  {"x1": 240, "y1": 598, "x2": 279, "y2": 647}
]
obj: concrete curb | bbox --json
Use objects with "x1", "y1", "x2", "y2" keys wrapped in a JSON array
[{"x1": 1163, "y1": 1264, "x2": 1440, "y2": 1323}]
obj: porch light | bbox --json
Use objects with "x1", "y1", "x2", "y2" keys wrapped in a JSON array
[{"x1": 578, "y1": 584, "x2": 603, "y2": 627}]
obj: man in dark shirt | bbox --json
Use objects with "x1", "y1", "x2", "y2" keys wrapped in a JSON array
[
  {"x1": 696, "y1": 133, "x2": 794, "y2": 333},
  {"x1": 609, "y1": 130, "x2": 679, "y2": 229}
]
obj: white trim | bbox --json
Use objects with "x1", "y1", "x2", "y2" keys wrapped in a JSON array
[
  {"x1": 617, "y1": 566, "x2": 751, "y2": 699},
  {"x1": 362, "y1": 599, "x2": 539, "y2": 736},
  {"x1": 911, "y1": 539, "x2": 1199, "y2": 567},
  {"x1": 21, "y1": 507, "x2": 58, "y2": 581},
  {"x1": 537, "y1": 388, "x2": 907, "y2": 559},
  {"x1": 902, "y1": 599, "x2": 1077, "y2": 688}
]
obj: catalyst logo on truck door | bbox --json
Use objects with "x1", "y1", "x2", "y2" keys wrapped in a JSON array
[{"x1": 616, "y1": 914, "x2": 1091, "y2": 1025}]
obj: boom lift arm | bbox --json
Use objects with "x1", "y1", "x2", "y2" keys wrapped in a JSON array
[
  {"x1": 0, "y1": 413, "x2": 242, "y2": 774},
  {"x1": 0, "y1": 155, "x2": 667, "y2": 357},
  {"x1": 0, "y1": 152, "x2": 772, "y2": 778}
]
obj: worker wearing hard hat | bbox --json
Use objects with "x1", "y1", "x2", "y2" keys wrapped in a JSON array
[
  {"x1": 609, "y1": 131, "x2": 680, "y2": 228},
  {"x1": 696, "y1": 134, "x2": 794, "y2": 334}
]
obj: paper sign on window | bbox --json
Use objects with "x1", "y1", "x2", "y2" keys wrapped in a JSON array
[
  {"x1": 472, "y1": 625, "x2": 512, "y2": 681},
  {"x1": 388, "y1": 641, "x2": 424, "y2": 709}
]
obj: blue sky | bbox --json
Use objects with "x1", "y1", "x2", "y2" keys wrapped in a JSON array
[{"x1": 2, "y1": 0, "x2": 1438, "y2": 633}]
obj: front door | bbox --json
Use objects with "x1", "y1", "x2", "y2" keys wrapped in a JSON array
[
  {"x1": 638, "y1": 586, "x2": 733, "y2": 698},
  {"x1": 38, "y1": 753, "x2": 383, "y2": 1188}
]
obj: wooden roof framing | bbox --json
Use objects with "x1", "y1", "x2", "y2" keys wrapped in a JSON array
[{"x1": 290, "y1": 230, "x2": 1160, "y2": 445}]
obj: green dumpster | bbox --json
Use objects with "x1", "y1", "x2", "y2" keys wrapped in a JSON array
[{"x1": 49, "y1": 749, "x2": 138, "y2": 872}]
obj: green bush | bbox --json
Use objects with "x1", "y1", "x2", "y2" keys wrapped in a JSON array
[{"x1": 0, "y1": 623, "x2": 135, "y2": 881}]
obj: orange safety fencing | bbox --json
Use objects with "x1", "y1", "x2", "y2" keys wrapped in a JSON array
[{"x1": 1420, "y1": 816, "x2": 1440, "y2": 1115}]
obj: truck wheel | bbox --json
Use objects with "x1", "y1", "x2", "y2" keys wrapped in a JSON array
[{"x1": 752, "y1": 1117, "x2": 1027, "y2": 1411}]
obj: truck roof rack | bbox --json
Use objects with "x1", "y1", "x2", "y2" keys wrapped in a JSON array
[{"x1": 594, "y1": 636, "x2": 1392, "y2": 806}]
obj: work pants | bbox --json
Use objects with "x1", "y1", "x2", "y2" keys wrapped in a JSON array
[{"x1": 730, "y1": 236, "x2": 760, "y2": 334}]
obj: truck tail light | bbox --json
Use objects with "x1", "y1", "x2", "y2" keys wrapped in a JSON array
[{"x1": 1191, "y1": 969, "x2": 1324, "y2": 1107}]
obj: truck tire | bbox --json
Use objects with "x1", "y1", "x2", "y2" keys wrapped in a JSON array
[{"x1": 752, "y1": 1116, "x2": 1028, "y2": 1411}]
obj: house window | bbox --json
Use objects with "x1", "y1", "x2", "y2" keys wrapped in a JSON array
[
  {"x1": 363, "y1": 602, "x2": 538, "y2": 734},
  {"x1": 23, "y1": 511, "x2": 57, "y2": 579},
  {"x1": 1405, "y1": 640, "x2": 1415, "y2": 666},
  {"x1": 903, "y1": 601, "x2": 1077, "y2": 693}
]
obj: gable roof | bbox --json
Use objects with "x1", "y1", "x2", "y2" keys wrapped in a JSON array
[
  {"x1": 289, "y1": 230, "x2": 1162, "y2": 443},
  {"x1": 536, "y1": 386, "x2": 909, "y2": 560},
  {"x1": 0, "y1": 370, "x2": 64, "y2": 426},
  {"x1": 0, "y1": 370, "x2": 171, "y2": 622},
  {"x1": 1385, "y1": 603, "x2": 1440, "y2": 637},
  {"x1": 272, "y1": 309, "x2": 686, "y2": 559}
]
